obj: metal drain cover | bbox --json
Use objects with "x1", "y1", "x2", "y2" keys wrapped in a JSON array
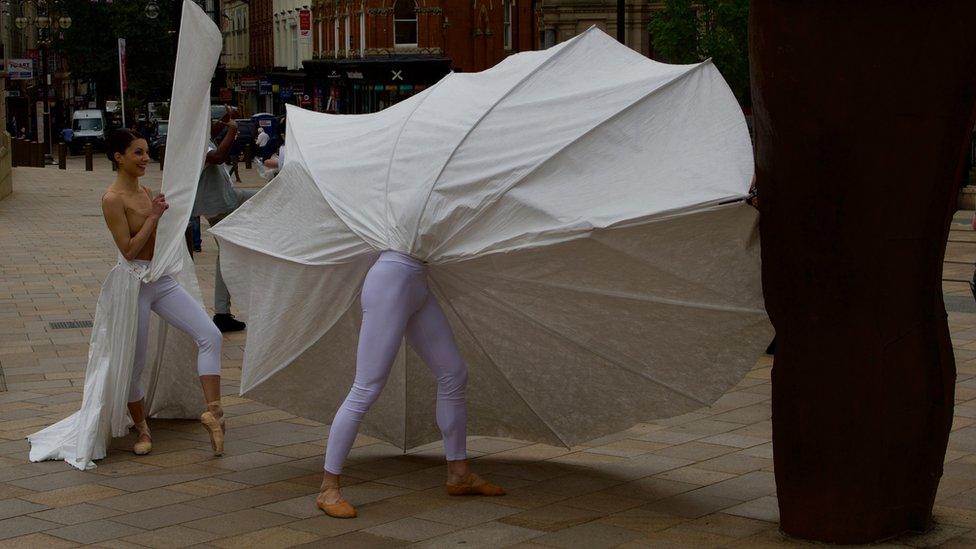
[{"x1": 49, "y1": 320, "x2": 93, "y2": 330}]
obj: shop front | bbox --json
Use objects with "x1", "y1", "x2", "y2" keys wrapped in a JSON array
[
  {"x1": 267, "y1": 71, "x2": 308, "y2": 116},
  {"x1": 303, "y1": 56, "x2": 451, "y2": 115}
]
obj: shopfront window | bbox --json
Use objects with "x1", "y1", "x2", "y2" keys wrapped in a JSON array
[
  {"x1": 503, "y1": 1, "x2": 513, "y2": 50},
  {"x1": 394, "y1": 1, "x2": 417, "y2": 48}
]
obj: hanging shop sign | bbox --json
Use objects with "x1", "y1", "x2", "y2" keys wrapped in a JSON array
[
  {"x1": 299, "y1": 9, "x2": 312, "y2": 41},
  {"x1": 7, "y1": 59, "x2": 32, "y2": 80},
  {"x1": 259, "y1": 80, "x2": 273, "y2": 95}
]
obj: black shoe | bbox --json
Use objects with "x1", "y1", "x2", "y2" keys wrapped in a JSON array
[
  {"x1": 213, "y1": 313, "x2": 246, "y2": 333},
  {"x1": 193, "y1": 246, "x2": 202, "y2": 253}
]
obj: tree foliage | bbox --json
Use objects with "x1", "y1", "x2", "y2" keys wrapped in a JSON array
[
  {"x1": 648, "y1": 0, "x2": 750, "y2": 107},
  {"x1": 53, "y1": 0, "x2": 182, "y2": 111}
]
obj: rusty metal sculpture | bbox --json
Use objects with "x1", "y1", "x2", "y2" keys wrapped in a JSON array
[{"x1": 750, "y1": 1, "x2": 976, "y2": 543}]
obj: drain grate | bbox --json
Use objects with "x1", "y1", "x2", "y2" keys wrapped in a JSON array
[{"x1": 49, "y1": 320, "x2": 93, "y2": 330}]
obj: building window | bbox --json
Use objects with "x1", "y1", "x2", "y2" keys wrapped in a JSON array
[
  {"x1": 344, "y1": 11, "x2": 351, "y2": 57},
  {"x1": 503, "y1": 0, "x2": 513, "y2": 50},
  {"x1": 359, "y1": 2, "x2": 366, "y2": 58},
  {"x1": 539, "y1": 28, "x2": 556, "y2": 49},
  {"x1": 394, "y1": 1, "x2": 417, "y2": 48}
]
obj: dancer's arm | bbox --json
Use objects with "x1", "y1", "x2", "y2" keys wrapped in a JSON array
[
  {"x1": 206, "y1": 107, "x2": 238, "y2": 165},
  {"x1": 102, "y1": 190, "x2": 168, "y2": 260}
]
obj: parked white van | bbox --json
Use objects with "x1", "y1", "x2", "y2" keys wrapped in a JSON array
[{"x1": 71, "y1": 109, "x2": 106, "y2": 153}]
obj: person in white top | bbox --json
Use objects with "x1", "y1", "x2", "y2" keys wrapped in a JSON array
[{"x1": 254, "y1": 126, "x2": 269, "y2": 151}]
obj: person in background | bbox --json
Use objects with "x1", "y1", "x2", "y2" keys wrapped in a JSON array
[
  {"x1": 189, "y1": 217, "x2": 202, "y2": 253},
  {"x1": 254, "y1": 126, "x2": 270, "y2": 158},
  {"x1": 191, "y1": 106, "x2": 256, "y2": 333}
]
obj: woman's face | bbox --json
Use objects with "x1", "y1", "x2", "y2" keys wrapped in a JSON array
[{"x1": 116, "y1": 138, "x2": 149, "y2": 177}]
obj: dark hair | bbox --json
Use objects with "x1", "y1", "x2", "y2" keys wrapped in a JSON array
[{"x1": 106, "y1": 128, "x2": 145, "y2": 163}]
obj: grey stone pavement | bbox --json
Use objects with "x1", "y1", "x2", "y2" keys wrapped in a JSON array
[{"x1": 0, "y1": 157, "x2": 975, "y2": 547}]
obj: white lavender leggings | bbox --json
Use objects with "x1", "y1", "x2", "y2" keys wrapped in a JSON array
[
  {"x1": 324, "y1": 251, "x2": 468, "y2": 474},
  {"x1": 128, "y1": 265, "x2": 223, "y2": 402}
]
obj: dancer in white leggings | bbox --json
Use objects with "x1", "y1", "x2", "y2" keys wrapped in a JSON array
[
  {"x1": 128, "y1": 264, "x2": 223, "y2": 403},
  {"x1": 101, "y1": 129, "x2": 226, "y2": 458},
  {"x1": 317, "y1": 251, "x2": 505, "y2": 519}
]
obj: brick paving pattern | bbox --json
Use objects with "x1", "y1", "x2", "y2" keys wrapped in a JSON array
[{"x1": 0, "y1": 158, "x2": 975, "y2": 547}]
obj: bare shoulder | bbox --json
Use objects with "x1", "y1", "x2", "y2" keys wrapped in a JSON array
[{"x1": 102, "y1": 189, "x2": 124, "y2": 206}]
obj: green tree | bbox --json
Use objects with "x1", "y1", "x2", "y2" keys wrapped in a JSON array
[
  {"x1": 53, "y1": 0, "x2": 181, "y2": 114},
  {"x1": 648, "y1": 0, "x2": 750, "y2": 107}
]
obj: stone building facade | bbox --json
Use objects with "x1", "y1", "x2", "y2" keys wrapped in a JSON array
[{"x1": 536, "y1": 0, "x2": 662, "y2": 58}]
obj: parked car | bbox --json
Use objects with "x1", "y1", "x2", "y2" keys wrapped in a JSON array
[
  {"x1": 149, "y1": 119, "x2": 168, "y2": 160},
  {"x1": 70, "y1": 109, "x2": 106, "y2": 154}
]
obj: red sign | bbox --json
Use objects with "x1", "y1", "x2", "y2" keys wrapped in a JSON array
[
  {"x1": 299, "y1": 9, "x2": 311, "y2": 40},
  {"x1": 220, "y1": 88, "x2": 233, "y2": 102},
  {"x1": 118, "y1": 38, "x2": 128, "y2": 92}
]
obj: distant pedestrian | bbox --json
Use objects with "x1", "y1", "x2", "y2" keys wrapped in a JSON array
[{"x1": 254, "y1": 126, "x2": 269, "y2": 157}]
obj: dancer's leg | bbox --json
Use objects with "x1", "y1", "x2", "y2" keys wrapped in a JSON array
[
  {"x1": 405, "y1": 295, "x2": 467, "y2": 462},
  {"x1": 149, "y1": 276, "x2": 225, "y2": 454},
  {"x1": 149, "y1": 276, "x2": 223, "y2": 379},
  {"x1": 405, "y1": 293, "x2": 504, "y2": 497},
  {"x1": 319, "y1": 260, "x2": 424, "y2": 518},
  {"x1": 127, "y1": 279, "x2": 158, "y2": 454},
  {"x1": 127, "y1": 280, "x2": 156, "y2": 403},
  {"x1": 323, "y1": 261, "x2": 420, "y2": 475}
]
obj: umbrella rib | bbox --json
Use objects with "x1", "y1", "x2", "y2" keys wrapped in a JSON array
[
  {"x1": 466, "y1": 270, "x2": 766, "y2": 316},
  {"x1": 436, "y1": 270, "x2": 712, "y2": 407},
  {"x1": 426, "y1": 61, "x2": 715, "y2": 259},
  {"x1": 407, "y1": 31, "x2": 593, "y2": 255},
  {"x1": 427, "y1": 276, "x2": 573, "y2": 448},
  {"x1": 383, "y1": 82, "x2": 446, "y2": 247}
]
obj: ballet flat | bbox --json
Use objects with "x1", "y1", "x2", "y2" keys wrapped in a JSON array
[
  {"x1": 446, "y1": 473, "x2": 506, "y2": 496},
  {"x1": 317, "y1": 498, "x2": 357, "y2": 519},
  {"x1": 133, "y1": 420, "x2": 152, "y2": 455}
]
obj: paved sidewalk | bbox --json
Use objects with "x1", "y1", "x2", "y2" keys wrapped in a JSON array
[{"x1": 0, "y1": 160, "x2": 974, "y2": 547}]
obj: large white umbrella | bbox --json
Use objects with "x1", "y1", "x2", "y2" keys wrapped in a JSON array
[{"x1": 211, "y1": 28, "x2": 771, "y2": 449}]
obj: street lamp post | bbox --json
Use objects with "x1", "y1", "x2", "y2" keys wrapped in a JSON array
[{"x1": 12, "y1": 0, "x2": 70, "y2": 159}]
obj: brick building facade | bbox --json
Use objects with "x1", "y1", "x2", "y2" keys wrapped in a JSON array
[
  {"x1": 304, "y1": 1, "x2": 536, "y2": 114},
  {"x1": 244, "y1": 0, "x2": 274, "y2": 113}
]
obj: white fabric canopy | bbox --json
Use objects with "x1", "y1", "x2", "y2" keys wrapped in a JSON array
[
  {"x1": 212, "y1": 28, "x2": 771, "y2": 449},
  {"x1": 27, "y1": 0, "x2": 222, "y2": 469}
]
